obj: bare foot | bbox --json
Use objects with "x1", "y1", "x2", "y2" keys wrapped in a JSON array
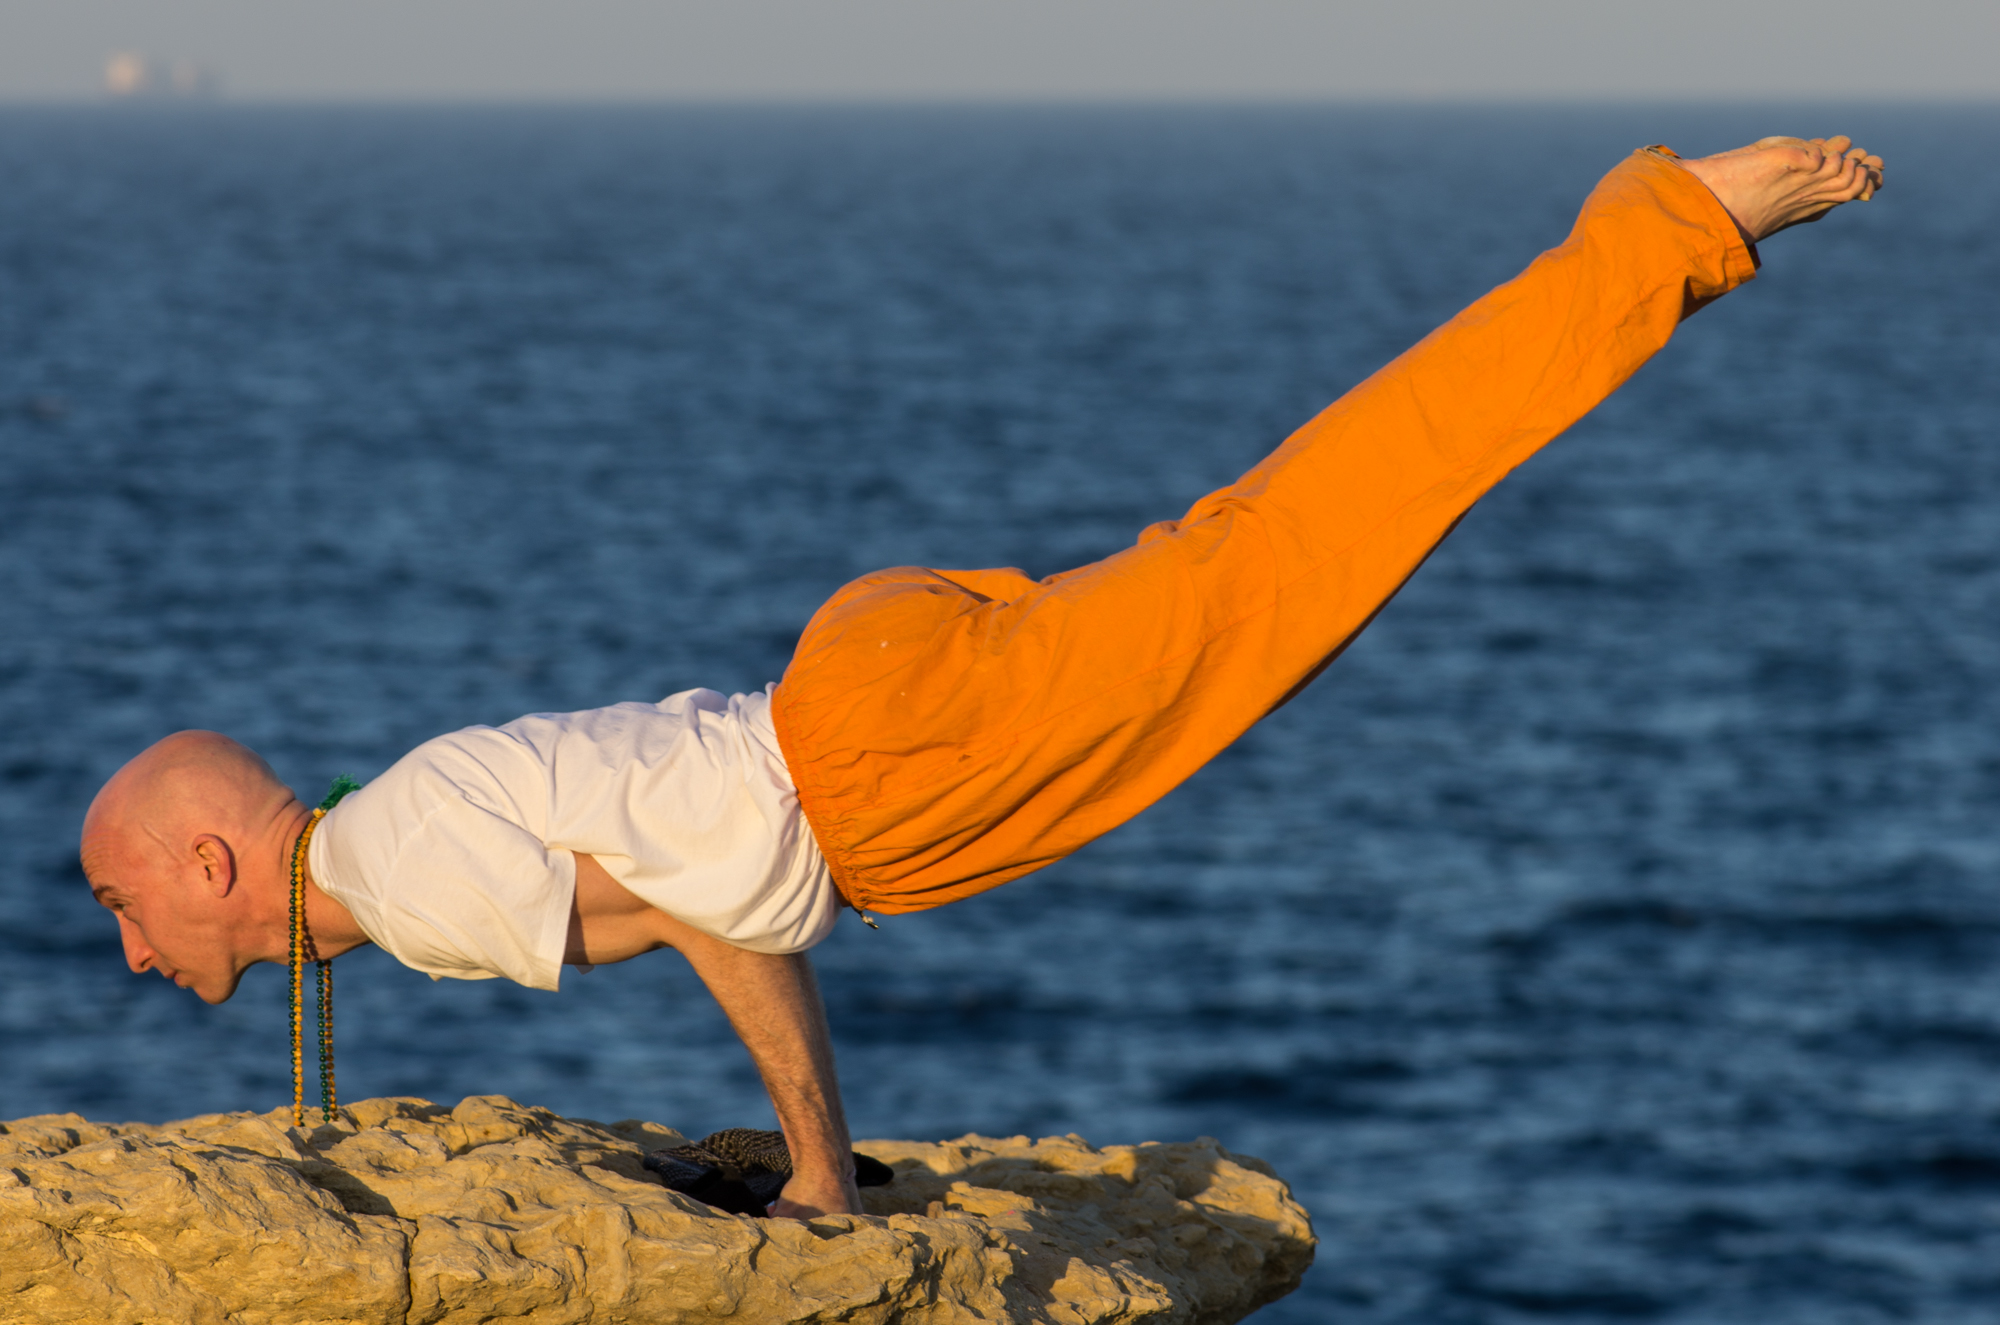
[{"x1": 1678, "y1": 136, "x2": 1884, "y2": 244}]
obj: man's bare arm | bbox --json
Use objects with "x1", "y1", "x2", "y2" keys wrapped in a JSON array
[
  {"x1": 567, "y1": 851, "x2": 862, "y2": 1218},
  {"x1": 674, "y1": 936, "x2": 862, "y2": 1217}
]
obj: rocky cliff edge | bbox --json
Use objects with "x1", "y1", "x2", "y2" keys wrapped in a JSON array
[{"x1": 0, "y1": 1094, "x2": 1314, "y2": 1324}]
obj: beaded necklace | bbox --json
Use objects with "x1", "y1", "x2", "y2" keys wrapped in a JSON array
[{"x1": 288, "y1": 775, "x2": 361, "y2": 1128}]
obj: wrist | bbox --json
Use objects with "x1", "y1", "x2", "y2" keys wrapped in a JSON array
[{"x1": 788, "y1": 1153, "x2": 854, "y2": 1183}]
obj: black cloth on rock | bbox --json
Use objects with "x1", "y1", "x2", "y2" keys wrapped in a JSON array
[{"x1": 643, "y1": 1128, "x2": 894, "y2": 1216}]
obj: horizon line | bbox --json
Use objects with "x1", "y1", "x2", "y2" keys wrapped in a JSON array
[{"x1": 3, "y1": 91, "x2": 1998, "y2": 109}]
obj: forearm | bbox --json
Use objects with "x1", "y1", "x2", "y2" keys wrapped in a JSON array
[
  {"x1": 566, "y1": 854, "x2": 859, "y2": 1215},
  {"x1": 679, "y1": 938, "x2": 860, "y2": 1215}
]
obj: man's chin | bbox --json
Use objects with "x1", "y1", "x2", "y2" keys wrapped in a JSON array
[{"x1": 194, "y1": 974, "x2": 244, "y2": 1005}]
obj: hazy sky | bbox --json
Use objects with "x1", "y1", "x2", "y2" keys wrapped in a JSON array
[{"x1": 4, "y1": 0, "x2": 1996, "y2": 102}]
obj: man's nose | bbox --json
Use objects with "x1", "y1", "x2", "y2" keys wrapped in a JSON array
[{"x1": 117, "y1": 915, "x2": 155, "y2": 974}]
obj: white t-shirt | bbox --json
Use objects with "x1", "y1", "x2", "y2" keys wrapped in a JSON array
[{"x1": 308, "y1": 686, "x2": 840, "y2": 992}]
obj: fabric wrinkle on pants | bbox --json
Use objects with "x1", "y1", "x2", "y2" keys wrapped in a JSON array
[{"x1": 771, "y1": 146, "x2": 1760, "y2": 917}]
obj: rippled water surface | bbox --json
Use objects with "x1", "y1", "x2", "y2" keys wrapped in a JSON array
[{"x1": 2, "y1": 104, "x2": 1998, "y2": 1322}]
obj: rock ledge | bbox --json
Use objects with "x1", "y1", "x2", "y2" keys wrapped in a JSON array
[{"x1": 0, "y1": 1094, "x2": 1314, "y2": 1324}]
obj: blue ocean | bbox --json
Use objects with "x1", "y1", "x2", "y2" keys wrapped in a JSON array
[{"x1": 2, "y1": 104, "x2": 1996, "y2": 1322}]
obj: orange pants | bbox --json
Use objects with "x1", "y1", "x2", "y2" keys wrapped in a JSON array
[{"x1": 772, "y1": 147, "x2": 1757, "y2": 916}]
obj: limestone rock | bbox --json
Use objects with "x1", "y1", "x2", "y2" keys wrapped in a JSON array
[{"x1": 0, "y1": 1095, "x2": 1313, "y2": 1324}]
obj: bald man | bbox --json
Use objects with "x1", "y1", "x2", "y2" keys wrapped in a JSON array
[{"x1": 83, "y1": 136, "x2": 1883, "y2": 1220}]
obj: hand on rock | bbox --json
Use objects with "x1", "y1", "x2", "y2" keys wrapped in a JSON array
[{"x1": 767, "y1": 1169, "x2": 863, "y2": 1219}]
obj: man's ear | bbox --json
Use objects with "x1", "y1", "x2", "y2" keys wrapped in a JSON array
[{"x1": 189, "y1": 834, "x2": 238, "y2": 897}]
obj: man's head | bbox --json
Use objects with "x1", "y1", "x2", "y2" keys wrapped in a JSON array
[{"x1": 80, "y1": 731, "x2": 302, "y2": 1004}]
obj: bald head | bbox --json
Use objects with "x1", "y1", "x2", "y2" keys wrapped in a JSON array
[
  {"x1": 83, "y1": 732, "x2": 291, "y2": 872},
  {"x1": 81, "y1": 731, "x2": 304, "y2": 1004}
]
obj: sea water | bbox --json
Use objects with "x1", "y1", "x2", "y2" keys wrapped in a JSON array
[{"x1": 1, "y1": 104, "x2": 1997, "y2": 1322}]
